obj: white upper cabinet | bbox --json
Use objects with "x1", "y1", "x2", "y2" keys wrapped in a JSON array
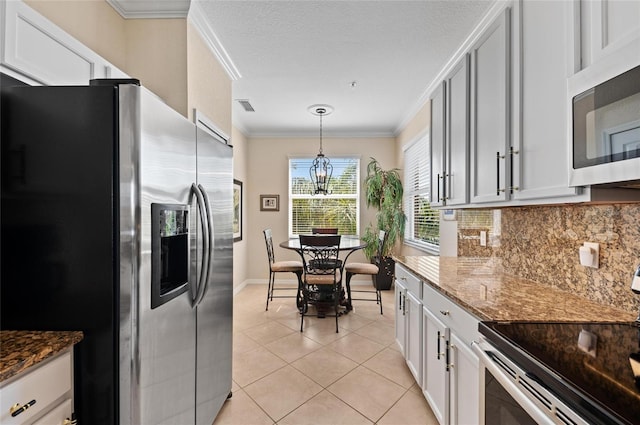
[
  {"x1": 469, "y1": 8, "x2": 511, "y2": 204},
  {"x1": 430, "y1": 54, "x2": 470, "y2": 208},
  {"x1": 511, "y1": 0, "x2": 581, "y2": 200},
  {"x1": 581, "y1": 0, "x2": 640, "y2": 69},
  {"x1": 426, "y1": 0, "x2": 640, "y2": 209},
  {"x1": 430, "y1": 82, "x2": 446, "y2": 207},
  {"x1": 1, "y1": 1, "x2": 128, "y2": 85},
  {"x1": 445, "y1": 55, "x2": 470, "y2": 206}
]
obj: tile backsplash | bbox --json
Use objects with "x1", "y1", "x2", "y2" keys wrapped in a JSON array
[{"x1": 458, "y1": 204, "x2": 640, "y2": 315}]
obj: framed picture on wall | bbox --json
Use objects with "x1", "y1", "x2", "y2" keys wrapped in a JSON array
[
  {"x1": 260, "y1": 194, "x2": 279, "y2": 211},
  {"x1": 233, "y1": 179, "x2": 242, "y2": 242}
]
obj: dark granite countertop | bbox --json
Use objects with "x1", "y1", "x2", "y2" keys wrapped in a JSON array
[
  {"x1": 0, "y1": 330, "x2": 83, "y2": 382},
  {"x1": 394, "y1": 256, "x2": 636, "y2": 323}
]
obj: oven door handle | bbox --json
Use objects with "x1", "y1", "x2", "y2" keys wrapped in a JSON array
[{"x1": 471, "y1": 341, "x2": 556, "y2": 425}]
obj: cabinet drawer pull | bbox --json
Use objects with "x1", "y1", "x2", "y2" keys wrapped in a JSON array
[
  {"x1": 440, "y1": 310, "x2": 450, "y2": 316},
  {"x1": 10, "y1": 400, "x2": 36, "y2": 417}
]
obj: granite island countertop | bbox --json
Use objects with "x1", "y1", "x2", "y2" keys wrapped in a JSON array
[
  {"x1": 0, "y1": 330, "x2": 84, "y2": 382},
  {"x1": 394, "y1": 255, "x2": 636, "y2": 323}
]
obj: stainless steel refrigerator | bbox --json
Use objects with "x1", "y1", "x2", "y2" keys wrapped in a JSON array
[{"x1": 0, "y1": 74, "x2": 233, "y2": 425}]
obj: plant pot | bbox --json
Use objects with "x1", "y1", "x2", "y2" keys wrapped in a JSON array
[{"x1": 372, "y1": 256, "x2": 395, "y2": 290}]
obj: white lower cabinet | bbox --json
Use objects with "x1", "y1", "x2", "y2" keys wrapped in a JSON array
[
  {"x1": 422, "y1": 282, "x2": 480, "y2": 425},
  {"x1": 423, "y1": 307, "x2": 449, "y2": 425},
  {"x1": 0, "y1": 350, "x2": 74, "y2": 425},
  {"x1": 394, "y1": 264, "x2": 423, "y2": 386},
  {"x1": 394, "y1": 277, "x2": 407, "y2": 356},
  {"x1": 395, "y1": 263, "x2": 481, "y2": 425},
  {"x1": 449, "y1": 332, "x2": 480, "y2": 425},
  {"x1": 405, "y1": 290, "x2": 423, "y2": 386}
]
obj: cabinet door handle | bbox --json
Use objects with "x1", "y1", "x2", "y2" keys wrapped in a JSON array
[
  {"x1": 437, "y1": 331, "x2": 446, "y2": 359},
  {"x1": 10, "y1": 400, "x2": 36, "y2": 417},
  {"x1": 445, "y1": 173, "x2": 451, "y2": 201},
  {"x1": 446, "y1": 341, "x2": 454, "y2": 372},
  {"x1": 509, "y1": 146, "x2": 519, "y2": 193},
  {"x1": 436, "y1": 173, "x2": 441, "y2": 202},
  {"x1": 496, "y1": 151, "x2": 506, "y2": 195}
]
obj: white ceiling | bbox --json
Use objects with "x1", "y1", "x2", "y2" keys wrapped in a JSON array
[{"x1": 110, "y1": 0, "x2": 495, "y2": 137}]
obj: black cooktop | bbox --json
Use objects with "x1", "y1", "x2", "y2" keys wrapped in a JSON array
[{"x1": 480, "y1": 321, "x2": 640, "y2": 425}]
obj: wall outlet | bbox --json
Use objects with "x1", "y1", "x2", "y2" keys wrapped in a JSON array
[
  {"x1": 579, "y1": 242, "x2": 599, "y2": 268},
  {"x1": 480, "y1": 231, "x2": 487, "y2": 247}
]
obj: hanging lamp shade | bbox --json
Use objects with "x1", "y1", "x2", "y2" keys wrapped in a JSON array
[{"x1": 309, "y1": 105, "x2": 333, "y2": 195}]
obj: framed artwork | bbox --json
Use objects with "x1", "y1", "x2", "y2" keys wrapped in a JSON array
[
  {"x1": 233, "y1": 179, "x2": 242, "y2": 242},
  {"x1": 260, "y1": 194, "x2": 279, "y2": 211}
]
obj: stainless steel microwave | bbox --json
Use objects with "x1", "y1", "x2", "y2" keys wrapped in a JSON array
[{"x1": 570, "y1": 64, "x2": 640, "y2": 187}]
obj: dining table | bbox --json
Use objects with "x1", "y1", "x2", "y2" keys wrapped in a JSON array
[
  {"x1": 279, "y1": 236, "x2": 367, "y2": 253},
  {"x1": 279, "y1": 236, "x2": 368, "y2": 314}
]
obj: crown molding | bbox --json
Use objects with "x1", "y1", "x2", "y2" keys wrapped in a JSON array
[
  {"x1": 247, "y1": 131, "x2": 395, "y2": 139},
  {"x1": 106, "y1": 0, "x2": 189, "y2": 18},
  {"x1": 188, "y1": 1, "x2": 241, "y2": 81},
  {"x1": 395, "y1": 0, "x2": 511, "y2": 136},
  {"x1": 106, "y1": 1, "x2": 241, "y2": 81}
]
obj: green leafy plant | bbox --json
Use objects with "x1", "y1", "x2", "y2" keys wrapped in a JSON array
[{"x1": 361, "y1": 157, "x2": 406, "y2": 261}]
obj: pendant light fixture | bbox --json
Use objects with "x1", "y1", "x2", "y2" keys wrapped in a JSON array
[{"x1": 308, "y1": 104, "x2": 333, "y2": 195}]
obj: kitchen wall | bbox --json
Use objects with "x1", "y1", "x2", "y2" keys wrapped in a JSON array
[
  {"x1": 232, "y1": 128, "x2": 249, "y2": 291},
  {"x1": 458, "y1": 204, "x2": 640, "y2": 315},
  {"x1": 126, "y1": 18, "x2": 189, "y2": 117},
  {"x1": 186, "y1": 23, "x2": 232, "y2": 134},
  {"x1": 245, "y1": 136, "x2": 396, "y2": 285},
  {"x1": 24, "y1": 0, "x2": 228, "y2": 127}
]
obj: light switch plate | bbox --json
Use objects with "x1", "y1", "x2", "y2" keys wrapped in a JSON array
[{"x1": 480, "y1": 231, "x2": 487, "y2": 246}]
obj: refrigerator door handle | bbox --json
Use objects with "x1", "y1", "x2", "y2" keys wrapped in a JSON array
[
  {"x1": 190, "y1": 183, "x2": 210, "y2": 307},
  {"x1": 195, "y1": 184, "x2": 214, "y2": 306}
]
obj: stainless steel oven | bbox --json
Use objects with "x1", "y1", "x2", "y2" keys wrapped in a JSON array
[
  {"x1": 473, "y1": 337, "x2": 588, "y2": 425},
  {"x1": 476, "y1": 321, "x2": 640, "y2": 425}
]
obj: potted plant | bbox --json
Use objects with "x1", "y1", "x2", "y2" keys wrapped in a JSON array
[{"x1": 361, "y1": 157, "x2": 406, "y2": 290}]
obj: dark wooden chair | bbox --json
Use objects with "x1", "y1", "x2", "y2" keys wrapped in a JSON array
[
  {"x1": 298, "y1": 234, "x2": 342, "y2": 332},
  {"x1": 263, "y1": 229, "x2": 303, "y2": 311},
  {"x1": 343, "y1": 230, "x2": 386, "y2": 314},
  {"x1": 311, "y1": 227, "x2": 339, "y2": 234}
]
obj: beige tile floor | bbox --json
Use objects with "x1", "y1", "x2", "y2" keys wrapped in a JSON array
[{"x1": 213, "y1": 284, "x2": 439, "y2": 425}]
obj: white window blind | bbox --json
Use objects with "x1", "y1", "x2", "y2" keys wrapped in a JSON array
[
  {"x1": 289, "y1": 157, "x2": 360, "y2": 236},
  {"x1": 404, "y1": 136, "x2": 440, "y2": 249}
]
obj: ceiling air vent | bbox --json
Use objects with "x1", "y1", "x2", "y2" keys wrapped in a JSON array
[{"x1": 236, "y1": 99, "x2": 255, "y2": 112}]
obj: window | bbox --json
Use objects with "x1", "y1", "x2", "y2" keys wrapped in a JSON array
[
  {"x1": 404, "y1": 135, "x2": 440, "y2": 250},
  {"x1": 289, "y1": 157, "x2": 360, "y2": 236}
]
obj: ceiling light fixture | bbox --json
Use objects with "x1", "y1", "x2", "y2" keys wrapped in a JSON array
[{"x1": 308, "y1": 104, "x2": 334, "y2": 195}]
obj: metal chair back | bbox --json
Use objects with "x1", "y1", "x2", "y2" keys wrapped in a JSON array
[
  {"x1": 299, "y1": 234, "x2": 342, "y2": 276},
  {"x1": 298, "y1": 234, "x2": 342, "y2": 332},
  {"x1": 263, "y1": 228, "x2": 276, "y2": 265},
  {"x1": 375, "y1": 230, "x2": 387, "y2": 264}
]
